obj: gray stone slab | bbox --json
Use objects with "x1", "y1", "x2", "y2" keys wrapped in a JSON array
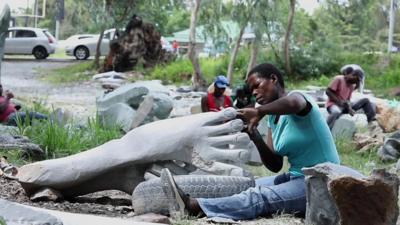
[
  {"x1": 0, "y1": 198, "x2": 63, "y2": 225},
  {"x1": 304, "y1": 163, "x2": 399, "y2": 225},
  {"x1": 99, "y1": 102, "x2": 137, "y2": 132}
]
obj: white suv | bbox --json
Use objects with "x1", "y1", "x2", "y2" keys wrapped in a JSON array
[{"x1": 4, "y1": 27, "x2": 57, "y2": 59}]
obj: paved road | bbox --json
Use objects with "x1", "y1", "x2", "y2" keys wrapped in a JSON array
[{"x1": 0, "y1": 58, "x2": 103, "y2": 120}]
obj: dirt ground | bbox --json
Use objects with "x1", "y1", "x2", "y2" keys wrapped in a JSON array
[
  {"x1": 1, "y1": 59, "x2": 103, "y2": 120},
  {"x1": 0, "y1": 176, "x2": 135, "y2": 217}
]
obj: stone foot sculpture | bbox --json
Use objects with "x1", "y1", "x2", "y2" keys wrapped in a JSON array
[{"x1": 16, "y1": 108, "x2": 251, "y2": 198}]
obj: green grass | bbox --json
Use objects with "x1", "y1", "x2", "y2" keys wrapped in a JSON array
[
  {"x1": 1, "y1": 150, "x2": 33, "y2": 167},
  {"x1": 12, "y1": 114, "x2": 123, "y2": 159},
  {"x1": 48, "y1": 47, "x2": 73, "y2": 59},
  {"x1": 6, "y1": 101, "x2": 123, "y2": 159},
  {"x1": 0, "y1": 217, "x2": 6, "y2": 225},
  {"x1": 147, "y1": 52, "x2": 249, "y2": 86},
  {"x1": 286, "y1": 75, "x2": 331, "y2": 91},
  {"x1": 40, "y1": 61, "x2": 96, "y2": 84},
  {"x1": 335, "y1": 138, "x2": 389, "y2": 175}
]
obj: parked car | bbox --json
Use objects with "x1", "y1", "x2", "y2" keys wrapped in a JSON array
[
  {"x1": 59, "y1": 34, "x2": 97, "y2": 48},
  {"x1": 4, "y1": 27, "x2": 57, "y2": 59},
  {"x1": 65, "y1": 29, "x2": 119, "y2": 60},
  {"x1": 66, "y1": 29, "x2": 175, "y2": 60}
]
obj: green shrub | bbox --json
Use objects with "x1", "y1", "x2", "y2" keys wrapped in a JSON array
[
  {"x1": 148, "y1": 59, "x2": 194, "y2": 84},
  {"x1": 148, "y1": 46, "x2": 399, "y2": 96},
  {"x1": 148, "y1": 49, "x2": 259, "y2": 86}
]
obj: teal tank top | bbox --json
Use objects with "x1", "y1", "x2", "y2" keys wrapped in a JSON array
[{"x1": 267, "y1": 91, "x2": 340, "y2": 176}]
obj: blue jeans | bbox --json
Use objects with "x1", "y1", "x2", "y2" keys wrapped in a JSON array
[
  {"x1": 197, "y1": 173, "x2": 306, "y2": 220},
  {"x1": 7, "y1": 111, "x2": 48, "y2": 126}
]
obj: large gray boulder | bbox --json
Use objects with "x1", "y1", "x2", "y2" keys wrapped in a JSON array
[
  {"x1": 100, "y1": 102, "x2": 137, "y2": 132},
  {"x1": 0, "y1": 134, "x2": 44, "y2": 157},
  {"x1": 96, "y1": 81, "x2": 173, "y2": 131},
  {"x1": 304, "y1": 163, "x2": 399, "y2": 225},
  {"x1": 0, "y1": 3, "x2": 10, "y2": 78},
  {"x1": 331, "y1": 114, "x2": 357, "y2": 139}
]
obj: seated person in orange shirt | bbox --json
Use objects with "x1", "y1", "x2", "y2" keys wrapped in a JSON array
[{"x1": 201, "y1": 75, "x2": 232, "y2": 112}]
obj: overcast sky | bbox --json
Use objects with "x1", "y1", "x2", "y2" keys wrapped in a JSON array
[{"x1": 299, "y1": 0, "x2": 320, "y2": 14}]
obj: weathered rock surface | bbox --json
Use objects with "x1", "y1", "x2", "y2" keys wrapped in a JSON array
[
  {"x1": 0, "y1": 134, "x2": 44, "y2": 156},
  {"x1": 354, "y1": 121, "x2": 385, "y2": 153},
  {"x1": 0, "y1": 198, "x2": 63, "y2": 225},
  {"x1": 93, "y1": 71, "x2": 127, "y2": 91},
  {"x1": 132, "y1": 213, "x2": 171, "y2": 224},
  {"x1": 30, "y1": 188, "x2": 63, "y2": 202},
  {"x1": 96, "y1": 80, "x2": 173, "y2": 131},
  {"x1": 331, "y1": 114, "x2": 357, "y2": 139},
  {"x1": 378, "y1": 131, "x2": 400, "y2": 162},
  {"x1": 376, "y1": 101, "x2": 400, "y2": 133},
  {"x1": 304, "y1": 162, "x2": 399, "y2": 225}
]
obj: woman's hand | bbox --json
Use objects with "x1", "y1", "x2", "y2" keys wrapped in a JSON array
[{"x1": 237, "y1": 108, "x2": 261, "y2": 133}]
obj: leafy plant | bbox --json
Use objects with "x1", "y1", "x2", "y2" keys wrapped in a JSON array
[{"x1": 0, "y1": 217, "x2": 6, "y2": 225}]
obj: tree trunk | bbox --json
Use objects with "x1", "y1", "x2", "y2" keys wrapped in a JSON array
[
  {"x1": 188, "y1": 0, "x2": 206, "y2": 91},
  {"x1": 95, "y1": 29, "x2": 105, "y2": 69},
  {"x1": 266, "y1": 31, "x2": 283, "y2": 65},
  {"x1": 246, "y1": 33, "x2": 261, "y2": 78},
  {"x1": 284, "y1": 0, "x2": 295, "y2": 76},
  {"x1": 226, "y1": 25, "x2": 246, "y2": 85}
]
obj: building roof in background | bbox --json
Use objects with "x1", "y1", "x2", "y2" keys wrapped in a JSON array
[{"x1": 164, "y1": 21, "x2": 242, "y2": 44}]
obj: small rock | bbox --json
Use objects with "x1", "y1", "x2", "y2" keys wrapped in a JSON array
[
  {"x1": 132, "y1": 213, "x2": 171, "y2": 224},
  {"x1": 396, "y1": 159, "x2": 400, "y2": 173},
  {"x1": 30, "y1": 188, "x2": 63, "y2": 202},
  {"x1": 207, "y1": 217, "x2": 239, "y2": 224},
  {"x1": 378, "y1": 131, "x2": 400, "y2": 162},
  {"x1": 173, "y1": 95, "x2": 182, "y2": 100},
  {"x1": 176, "y1": 86, "x2": 192, "y2": 93},
  {"x1": 115, "y1": 206, "x2": 133, "y2": 214}
]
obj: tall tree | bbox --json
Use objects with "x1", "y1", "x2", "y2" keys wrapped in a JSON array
[
  {"x1": 226, "y1": 0, "x2": 259, "y2": 85},
  {"x1": 246, "y1": 28, "x2": 261, "y2": 77},
  {"x1": 313, "y1": 0, "x2": 388, "y2": 51},
  {"x1": 283, "y1": 0, "x2": 296, "y2": 76},
  {"x1": 83, "y1": 0, "x2": 137, "y2": 68},
  {"x1": 189, "y1": 0, "x2": 207, "y2": 91}
]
